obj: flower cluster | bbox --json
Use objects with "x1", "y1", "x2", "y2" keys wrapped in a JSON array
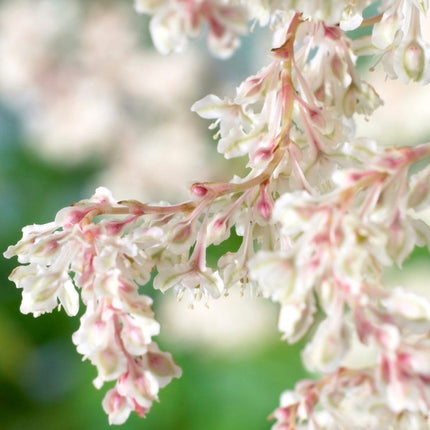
[
  {"x1": 5, "y1": 188, "x2": 182, "y2": 424},
  {"x1": 355, "y1": 0, "x2": 430, "y2": 84},
  {"x1": 134, "y1": 0, "x2": 248, "y2": 58},
  {"x1": 5, "y1": 0, "x2": 430, "y2": 428},
  {"x1": 271, "y1": 368, "x2": 430, "y2": 429}
]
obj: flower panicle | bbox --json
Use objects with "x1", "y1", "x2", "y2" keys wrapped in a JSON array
[{"x1": 5, "y1": 0, "x2": 430, "y2": 427}]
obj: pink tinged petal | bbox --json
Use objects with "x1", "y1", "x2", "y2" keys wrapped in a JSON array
[
  {"x1": 73, "y1": 310, "x2": 113, "y2": 357},
  {"x1": 382, "y1": 354, "x2": 425, "y2": 413},
  {"x1": 386, "y1": 214, "x2": 415, "y2": 265},
  {"x1": 121, "y1": 327, "x2": 149, "y2": 356},
  {"x1": 117, "y1": 370, "x2": 155, "y2": 408},
  {"x1": 207, "y1": 29, "x2": 240, "y2": 60},
  {"x1": 4, "y1": 222, "x2": 58, "y2": 262},
  {"x1": 55, "y1": 207, "x2": 90, "y2": 228},
  {"x1": 206, "y1": 216, "x2": 230, "y2": 246},
  {"x1": 93, "y1": 347, "x2": 127, "y2": 385},
  {"x1": 375, "y1": 324, "x2": 400, "y2": 351},
  {"x1": 146, "y1": 345, "x2": 182, "y2": 388},
  {"x1": 120, "y1": 293, "x2": 155, "y2": 319},
  {"x1": 237, "y1": 76, "x2": 264, "y2": 101},
  {"x1": 121, "y1": 316, "x2": 160, "y2": 356},
  {"x1": 170, "y1": 222, "x2": 192, "y2": 243},
  {"x1": 211, "y1": 4, "x2": 248, "y2": 35},
  {"x1": 132, "y1": 400, "x2": 149, "y2": 418},
  {"x1": 256, "y1": 185, "x2": 273, "y2": 222},
  {"x1": 134, "y1": 374, "x2": 155, "y2": 400},
  {"x1": 90, "y1": 187, "x2": 117, "y2": 205},
  {"x1": 147, "y1": 352, "x2": 174, "y2": 376},
  {"x1": 167, "y1": 221, "x2": 196, "y2": 253},
  {"x1": 102, "y1": 388, "x2": 132, "y2": 425},
  {"x1": 26, "y1": 238, "x2": 61, "y2": 263}
]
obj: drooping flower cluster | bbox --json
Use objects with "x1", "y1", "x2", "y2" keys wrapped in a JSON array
[
  {"x1": 5, "y1": 188, "x2": 182, "y2": 424},
  {"x1": 5, "y1": 0, "x2": 430, "y2": 428}
]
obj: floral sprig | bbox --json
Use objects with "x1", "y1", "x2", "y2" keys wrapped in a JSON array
[
  {"x1": 271, "y1": 367, "x2": 430, "y2": 429},
  {"x1": 4, "y1": 0, "x2": 430, "y2": 427}
]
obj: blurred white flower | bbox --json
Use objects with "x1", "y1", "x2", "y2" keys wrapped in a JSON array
[{"x1": 0, "y1": 0, "x2": 221, "y2": 201}]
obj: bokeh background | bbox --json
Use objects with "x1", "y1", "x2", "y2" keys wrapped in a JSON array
[{"x1": 0, "y1": 1, "x2": 429, "y2": 429}]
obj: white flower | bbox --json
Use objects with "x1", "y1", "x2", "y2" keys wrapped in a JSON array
[
  {"x1": 120, "y1": 313, "x2": 160, "y2": 356},
  {"x1": 143, "y1": 342, "x2": 182, "y2": 388},
  {"x1": 154, "y1": 262, "x2": 224, "y2": 303},
  {"x1": 136, "y1": 0, "x2": 248, "y2": 57},
  {"x1": 72, "y1": 305, "x2": 112, "y2": 357},
  {"x1": 102, "y1": 388, "x2": 133, "y2": 425},
  {"x1": 9, "y1": 263, "x2": 79, "y2": 317},
  {"x1": 382, "y1": 288, "x2": 430, "y2": 331},
  {"x1": 370, "y1": 1, "x2": 430, "y2": 84},
  {"x1": 278, "y1": 293, "x2": 316, "y2": 343},
  {"x1": 3, "y1": 222, "x2": 61, "y2": 264},
  {"x1": 191, "y1": 94, "x2": 256, "y2": 158},
  {"x1": 248, "y1": 251, "x2": 296, "y2": 303},
  {"x1": 302, "y1": 315, "x2": 351, "y2": 373}
]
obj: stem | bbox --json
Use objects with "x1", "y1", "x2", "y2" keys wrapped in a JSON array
[{"x1": 359, "y1": 13, "x2": 383, "y2": 28}]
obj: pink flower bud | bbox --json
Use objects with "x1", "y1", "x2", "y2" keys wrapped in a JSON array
[
  {"x1": 172, "y1": 223, "x2": 192, "y2": 243},
  {"x1": 258, "y1": 199, "x2": 272, "y2": 220},
  {"x1": 253, "y1": 146, "x2": 274, "y2": 164},
  {"x1": 257, "y1": 185, "x2": 273, "y2": 221},
  {"x1": 102, "y1": 388, "x2": 131, "y2": 425},
  {"x1": 324, "y1": 25, "x2": 341, "y2": 40},
  {"x1": 191, "y1": 184, "x2": 208, "y2": 197}
]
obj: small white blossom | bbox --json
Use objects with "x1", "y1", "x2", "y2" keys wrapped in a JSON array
[
  {"x1": 154, "y1": 261, "x2": 224, "y2": 303},
  {"x1": 135, "y1": 0, "x2": 248, "y2": 57}
]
